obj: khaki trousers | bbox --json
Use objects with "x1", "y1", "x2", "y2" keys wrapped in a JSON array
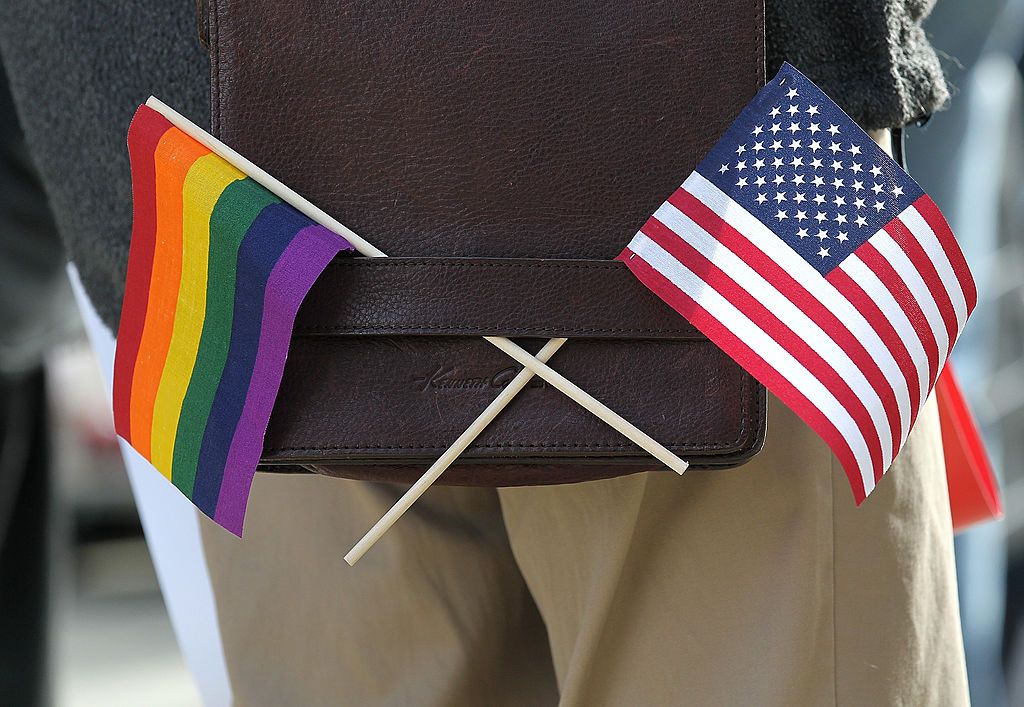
[{"x1": 199, "y1": 393, "x2": 969, "y2": 706}]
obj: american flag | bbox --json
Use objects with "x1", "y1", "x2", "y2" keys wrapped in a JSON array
[{"x1": 618, "y1": 63, "x2": 976, "y2": 502}]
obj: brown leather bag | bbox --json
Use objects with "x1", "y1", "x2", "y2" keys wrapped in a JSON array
[{"x1": 206, "y1": 0, "x2": 767, "y2": 485}]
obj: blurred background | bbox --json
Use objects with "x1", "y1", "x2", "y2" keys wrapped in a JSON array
[
  {"x1": 0, "y1": 1, "x2": 1023, "y2": 706},
  {"x1": 0, "y1": 19, "x2": 201, "y2": 707}
]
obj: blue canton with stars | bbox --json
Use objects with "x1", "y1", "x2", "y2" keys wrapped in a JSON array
[{"x1": 696, "y1": 63, "x2": 923, "y2": 275}]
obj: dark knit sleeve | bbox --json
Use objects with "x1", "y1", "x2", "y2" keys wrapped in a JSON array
[
  {"x1": 0, "y1": 1, "x2": 209, "y2": 332},
  {"x1": 766, "y1": 0, "x2": 950, "y2": 130}
]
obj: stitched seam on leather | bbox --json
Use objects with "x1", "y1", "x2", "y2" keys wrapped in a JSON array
[
  {"x1": 327, "y1": 261, "x2": 625, "y2": 270},
  {"x1": 264, "y1": 440, "x2": 740, "y2": 453},
  {"x1": 296, "y1": 325, "x2": 701, "y2": 335},
  {"x1": 755, "y1": 0, "x2": 766, "y2": 89},
  {"x1": 211, "y1": 0, "x2": 220, "y2": 136},
  {"x1": 264, "y1": 379, "x2": 757, "y2": 450}
]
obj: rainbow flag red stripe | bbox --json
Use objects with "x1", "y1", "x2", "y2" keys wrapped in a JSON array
[{"x1": 113, "y1": 105, "x2": 352, "y2": 534}]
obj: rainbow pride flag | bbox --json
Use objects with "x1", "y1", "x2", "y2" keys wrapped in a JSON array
[{"x1": 113, "y1": 104, "x2": 352, "y2": 534}]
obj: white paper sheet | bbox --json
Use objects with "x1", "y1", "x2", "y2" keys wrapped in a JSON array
[{"x1": 68, "y1": 263, "x2": 232, "y2": 707}]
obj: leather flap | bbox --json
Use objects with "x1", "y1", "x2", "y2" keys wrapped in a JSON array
[
  {"x1": 296, "y1": 257, "x2": 702, "y2": 340},
  {"x1": 264, "y1": 335, "x2": 764, "y2": 470}
]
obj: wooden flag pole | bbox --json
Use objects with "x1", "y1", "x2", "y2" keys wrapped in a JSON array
[
  {"x1": 344, "y1": 337, "x2": 568, "y2": 565},
  {"x1": 146, "y1": 97, "x2": 689, "y2": 559},
  {"x1": 146, "y1": 98, "x2": 387, "y2": 259}
]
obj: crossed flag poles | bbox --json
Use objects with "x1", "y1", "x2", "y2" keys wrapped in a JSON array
[{"x1": 146, "y1": 98, "x2": 690, "y2": 564}]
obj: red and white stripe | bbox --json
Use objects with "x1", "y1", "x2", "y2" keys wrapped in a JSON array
[{"x1": 620, "y1": 172, "x2": 975, "y2": 502}]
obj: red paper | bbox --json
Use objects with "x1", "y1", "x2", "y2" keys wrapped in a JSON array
[{"x1": 936, "y1": 364, "x2": 1002, "y2": 532}]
